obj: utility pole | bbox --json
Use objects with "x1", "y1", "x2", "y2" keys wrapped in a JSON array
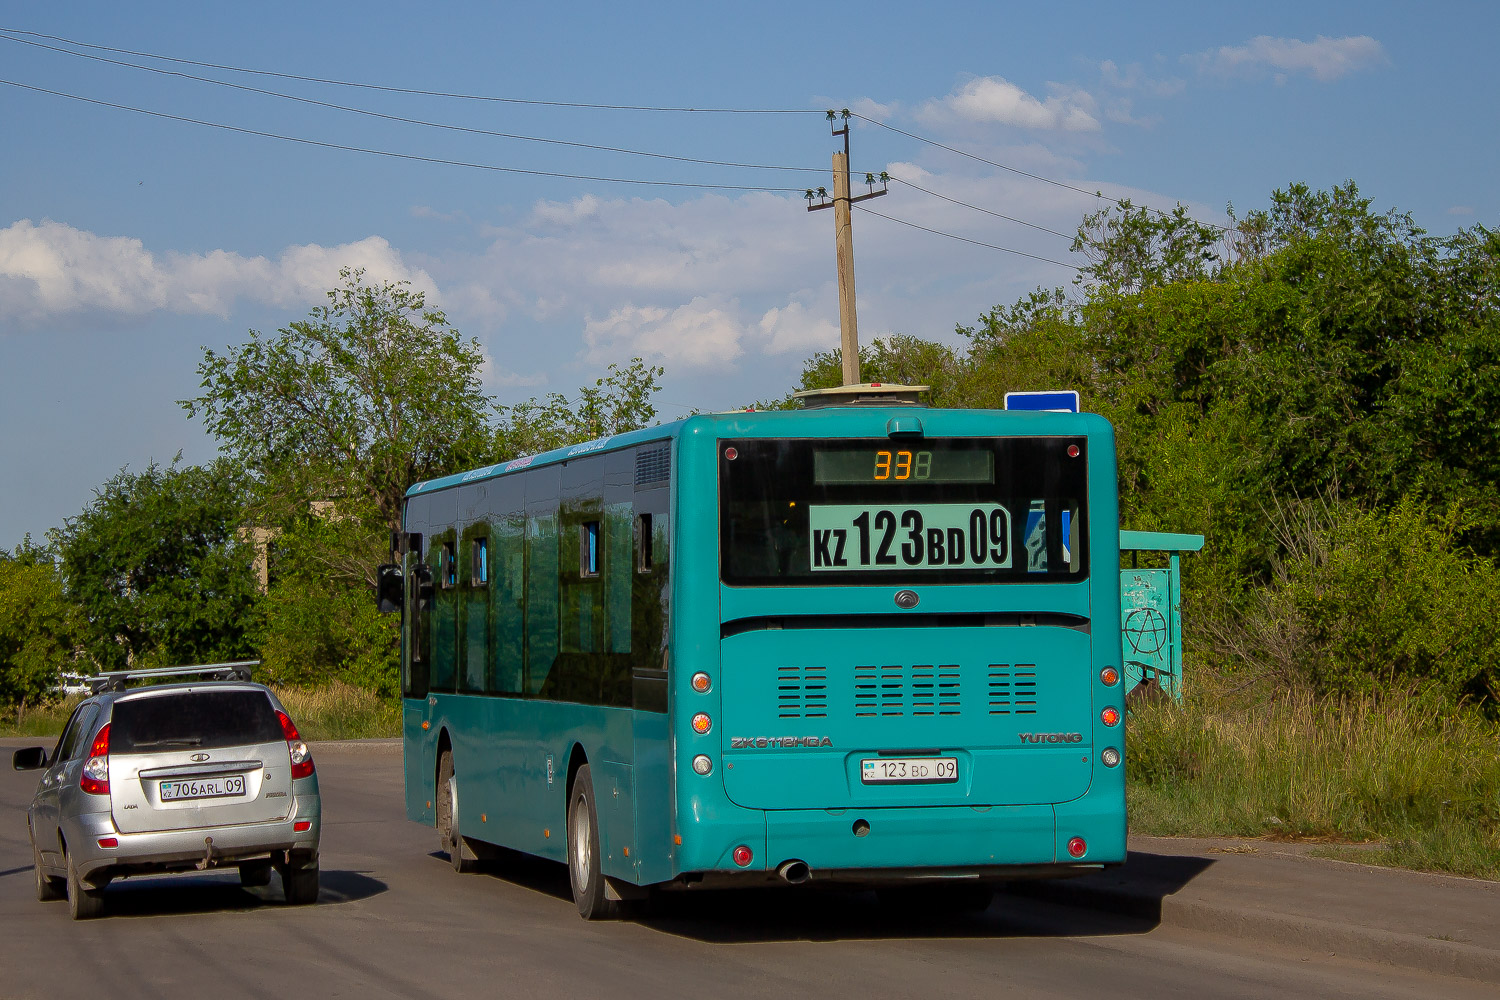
[{"x1": 807, "y1": 109, "x2": 888, "y2": 385}]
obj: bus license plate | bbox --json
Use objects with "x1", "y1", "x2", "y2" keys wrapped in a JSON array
[
  {"x1": 861, "y1": 757, "x2": 958, "y2": 784},
  {"x1": 160, "y1": 775, "x2": 246, "y2": 801}
]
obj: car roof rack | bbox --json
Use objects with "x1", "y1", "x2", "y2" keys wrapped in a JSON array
[{"x1": 88, "y1": 660, "x2": 260, "y2": 694}]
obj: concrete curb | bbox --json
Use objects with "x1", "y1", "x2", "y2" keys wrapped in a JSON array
[{"x1": 1006, "y1": 878, "x2": 1500, "y2": 987}]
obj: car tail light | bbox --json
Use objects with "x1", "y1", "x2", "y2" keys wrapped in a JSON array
[
  {"x1": 277, "y1": 711, "x2": 315, "y2": 779},
  {"x1": 1067, "y1": 837, "x2": 1087, "y2": 858},
  {"x1": 97, "y1": 837, "x2": 118, "y2": 849},
  {"x1": 80, "y1": 723, "x2": 110, "y2": 795},
  {"x1": 294, "y1": 820, "x2": 312, "y2": 833},
  {"x1": 732, "y1": 845, "x2": 753, "y2": 867}
]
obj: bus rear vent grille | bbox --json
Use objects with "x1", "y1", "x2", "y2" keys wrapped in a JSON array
[
  {"x1": 635, "y1": 446, "x2": 671, "y2": 488},
  {"x1": 988, "y1": 665, "x2": 1038, "y2": 715},
  {"x1": 854, "y1": 664, "x2": 961, "y2": 717},
  {"x1": 776, "y1": 665, "x2": 827, "y2": 718}
]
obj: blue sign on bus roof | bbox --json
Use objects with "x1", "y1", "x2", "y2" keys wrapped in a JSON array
[{"x1": 1004, "y1": 390, "x2": 1080, "y2": 413}]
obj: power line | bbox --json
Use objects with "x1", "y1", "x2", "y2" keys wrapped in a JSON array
[
  {"x1": 0, "y1": 27, "x2": 825, "y2": 115},
  {"x1": 885, "y1": 175, "x2": 1073, "y2": 240},
  {"x1": 0, "y1": 30, "x2": 825, "y2": 176},
  {"x1": 0, "y1": 79, "x2": 809, "y2": 193},
  {"x1": 853, "y1": 204, "x2": 1079, "y2": 270},
  {"x1": 851, "y1": 112, "x2": 1238, "y2": 235}
]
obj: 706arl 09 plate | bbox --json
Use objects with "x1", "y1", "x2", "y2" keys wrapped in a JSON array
[
  {"x1": 861, "y1": 756, "x2": 958, "y2": 784},
  {"x1": 160, "y1": 775, "x2": 246, "y2": 801}
]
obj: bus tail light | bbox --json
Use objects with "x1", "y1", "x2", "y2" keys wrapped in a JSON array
[
  {"x1": 691, "y1": 713, "x2": 712, "y2": 735},
  {"x1": 691, "y1": 672, "x2": 712, "y2": 693},
  {"x1": 80, "y1": 724, "x2": 110, "y2": 795},
  {"x1": 1067, "y1": 837, "x2": 1087, "y2": 859},
  {"x1": 1099, "y1": 667, "x2": 1119, "y2": 686},
  {"x1": 1101, "y1": 747, "x2": 1121, "y2": 768},
  {"x1": 1101, "y1": 707, "x2": 1120, "y2": 727},
  {"x1": 278, "y1": 711, "x2": 316, "y2": 779},
  {"x1": 732, "y1": 845, "x2": 753, "y2": 867},
  {"x1": 692, "y1": 755, "x2": 713, "y2": 775}
]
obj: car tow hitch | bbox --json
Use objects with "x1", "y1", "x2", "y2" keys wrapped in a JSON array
[{"x1": 196, "y1": 836, "x2": 218, "y2": 871}]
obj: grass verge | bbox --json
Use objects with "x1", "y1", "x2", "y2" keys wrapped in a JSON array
[
  {"x1": 273, "y1": 682, "x2": 401, "y2": 741},
  {"x1": 1127, "y1": 692, "x2": 1500, "y2": 880},
  {"x1": 0, "y1": 683, "x2": 400, "y2": 742}
]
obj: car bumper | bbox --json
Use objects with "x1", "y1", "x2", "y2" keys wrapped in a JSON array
[{"x1": 62, "y1": 799, "x2": 320, "y2": 884}]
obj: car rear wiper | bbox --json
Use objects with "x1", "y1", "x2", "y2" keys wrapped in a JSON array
[{"x1": 131, "y1": 738, "x2": 204, "y2": 748}]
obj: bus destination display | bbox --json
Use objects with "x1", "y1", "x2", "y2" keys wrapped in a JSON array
[
  {"x1": 807, "y1": 503, "x2": 1012, "y2": 571},
  {"x1": 813, "y1": 448, "x2": 994, "y2": 485}
]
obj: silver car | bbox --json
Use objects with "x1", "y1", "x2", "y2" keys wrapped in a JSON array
[{"x1": 12, "y1": 663, "x2": 321, "y2": 919}]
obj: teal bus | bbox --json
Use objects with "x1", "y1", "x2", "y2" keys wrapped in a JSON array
[{"x1": 383, "y1": 388, "x2": 1125, "y2": 918}]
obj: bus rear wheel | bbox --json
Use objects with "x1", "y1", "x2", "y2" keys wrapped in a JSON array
[{"x1": 567, "y1": 765, "x2": 620, "y2": 920}]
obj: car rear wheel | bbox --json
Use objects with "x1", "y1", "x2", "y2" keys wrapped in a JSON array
[
  {"x1": 239, "y1": 861, "x2": 273, "y2": 888},
  {"x1": 567, "y1": 765, "x2": 620, "y2": 920},
  {"x1": 66, "y1": 855, "x2": 105, "y2": 920},
  {"x1": 281, "y1": 863, "x2": 319, "y2": 905},
  {"x1": 34, "y1": 852, "x2": 63, "y2": 902}
]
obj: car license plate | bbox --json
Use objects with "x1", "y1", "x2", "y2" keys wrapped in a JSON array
[
  {"x1": 160, "y1": 775, "x2": 246, "y2": 801},
  {"x1": 861, "y1": 756, "x2": 958, "y2": 784}
]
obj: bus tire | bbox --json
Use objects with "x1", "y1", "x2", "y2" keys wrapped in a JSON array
[
  {"x1": 567, "y1": 765, "x2": 620, "y2": 920},
  {"x1": 444, "y1": 773, "x2": 474, "y2": 869}
]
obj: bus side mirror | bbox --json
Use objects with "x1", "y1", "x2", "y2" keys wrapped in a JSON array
[{"x1": 376, "y1": 564, "x2": 403, "y2": 613}]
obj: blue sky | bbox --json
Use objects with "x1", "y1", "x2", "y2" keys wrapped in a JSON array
[{"x1": 2, "y1": 2, "x2": 1495, "y2": 547}]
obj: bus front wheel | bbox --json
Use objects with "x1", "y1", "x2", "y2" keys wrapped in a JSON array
[
  {"x1": 438, "y1": 750, "x2": 477, "y2": 874},
  {"x1": 567, "y1": 765, "x2": 620, "y2": 920}
]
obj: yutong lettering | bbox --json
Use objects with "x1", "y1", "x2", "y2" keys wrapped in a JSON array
[
  {"x1": 1019, "y1": 732, "x2": 1084, "y2": 744},
  {"x1": 730, "y1": 737, "x2": 834, "y2": 749}
]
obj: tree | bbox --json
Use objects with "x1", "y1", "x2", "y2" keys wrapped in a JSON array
[
  {"x1": 182, "y1": 267, "x2": 493, "y2": 541},
  {"x1": 0, "y1": 544, "x2": 78, "y2": 708},
  {"x1": 50, "y1": 460, "x2": 259, "y2": 672},
  {"x1": 493, "y1": 358, "x2": 664, "y2": 458}
]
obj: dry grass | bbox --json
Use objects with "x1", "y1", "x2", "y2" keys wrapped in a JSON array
[
  {"x1": 1128, "y1": 691, "x2": 1500, "y2": 880},
  {"x1": 272, "y1": 681, "x2": 401, "y2": 741}
]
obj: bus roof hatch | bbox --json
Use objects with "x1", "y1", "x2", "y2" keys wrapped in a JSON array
[{"x1": 793, "y1": 383, "x2": 930, "y2": 409}]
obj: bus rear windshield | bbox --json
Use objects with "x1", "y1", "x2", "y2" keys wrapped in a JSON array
[{"x1": 720, "y1": 437, "x2": 1088, "y2": 586}]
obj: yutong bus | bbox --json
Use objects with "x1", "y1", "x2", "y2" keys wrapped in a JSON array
[{"x1": 380, "y1": 386, "x2": 1125, "y2": 918}]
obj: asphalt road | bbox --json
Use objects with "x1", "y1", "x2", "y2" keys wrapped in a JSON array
[{"x1": 1, "y1": 740, "x2": 1490, "y2": 1000}]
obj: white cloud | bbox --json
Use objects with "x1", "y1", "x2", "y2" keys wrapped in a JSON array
[
  {"x1": 759, "y1": 298, "x2": 840, "y2": 355},
  {"x1": 1099, "y1": 60, "x2": 1186, "y2": 98},
  {"x1": 1448, "y1": 205, "x2": 1476, "y2": 216},
  {"x1": 1189, "y1": 35, "x2": 1387, "y2": 83},
  {"x1": 924, "y1": 76, "x2": 1101, "y2": 132},
  {"x1": 0, "y1": 219, "x2": 436, "y2": 325},
  {"x1": 583, "y1": 297, "x2": 745, "y2": 367}
]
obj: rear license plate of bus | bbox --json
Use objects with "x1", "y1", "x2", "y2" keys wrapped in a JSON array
[
  {"x1": 861, "y1": 757, "x2": 958, "y2": 784},
  {"x1": 160, "y1": 775, "x2": 246, "y2": 801}
]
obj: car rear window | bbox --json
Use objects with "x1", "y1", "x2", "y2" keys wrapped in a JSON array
[{"x1": 110, "y1": 690, "x2": 284, "y2": 754}]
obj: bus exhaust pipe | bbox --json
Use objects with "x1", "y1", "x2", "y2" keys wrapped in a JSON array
[{"x1": 777, "y1": 860, "x2": 810, "y2": 884}]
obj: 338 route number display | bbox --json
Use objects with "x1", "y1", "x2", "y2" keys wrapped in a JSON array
[{"x1": 808, "y1": 503, "x2": 1011, "y2": 571}]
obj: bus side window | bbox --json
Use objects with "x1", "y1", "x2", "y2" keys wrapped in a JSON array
[
  {"x1": 636, "y1": 513, "x2": 653, "y2": 572},
  {"x1": 471, "y1": 536, "x2": 488, "y2": 586},
  {"x1": 580, "y1": 522, "x2": 600, "y2": 578}
]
